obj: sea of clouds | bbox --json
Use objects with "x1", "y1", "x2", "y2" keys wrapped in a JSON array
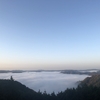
[{"x1": 0, "y1": 71, "x2": 89, "y2": 93}]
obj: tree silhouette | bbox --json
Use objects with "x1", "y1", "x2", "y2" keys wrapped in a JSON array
[{"x1": 10, "y1": 76, "x2": 14, "y2": 81}]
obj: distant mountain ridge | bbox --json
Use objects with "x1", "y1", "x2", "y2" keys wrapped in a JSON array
[{"x1": 0, "y1": 69, "x2": 100, "y2": 75}]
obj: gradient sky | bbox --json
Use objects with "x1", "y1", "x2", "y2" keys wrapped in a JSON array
[{"x1": 0, "y1": 0, "x2": 100, "y2": 70}]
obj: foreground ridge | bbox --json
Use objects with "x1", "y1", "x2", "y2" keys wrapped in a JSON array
[{"x1": 0, "y1": 78, "x2": 100, "y2": 100}]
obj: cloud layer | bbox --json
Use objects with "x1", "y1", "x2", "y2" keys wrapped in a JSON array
[{"x1": 0, "y1": 72, "x2": 88, "y2": 93}]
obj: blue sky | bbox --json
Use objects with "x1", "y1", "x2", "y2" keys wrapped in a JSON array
[{"x1": 0, "y1": 0, "x2": 100, "y2": 70}]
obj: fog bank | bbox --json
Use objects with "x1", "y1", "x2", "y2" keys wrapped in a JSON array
[{"x1": 0, "y1": 72, "x2": 88, "y2": 93}]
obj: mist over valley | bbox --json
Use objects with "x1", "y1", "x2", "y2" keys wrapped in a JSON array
[{"x1": 0, "y1": 71, "x2": 90, "y2": 93}]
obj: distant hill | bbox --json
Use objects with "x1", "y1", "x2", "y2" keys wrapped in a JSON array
[
  {"x1": 80, "y1": 75, "x2": 100, "y2": 87},
  {"x1": 61, "y1": 69, "x2": 100, "y2": 75}
]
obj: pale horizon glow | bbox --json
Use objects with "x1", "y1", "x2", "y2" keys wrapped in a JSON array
[{"x1": 0, "y1": 0, "x2": 100, "y2": 70}]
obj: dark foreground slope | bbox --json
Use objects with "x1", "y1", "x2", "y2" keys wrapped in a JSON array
[
  {"x1": 0, "y1": 79, "x2": 41, "y2": 100},
  {"x1": 0, "y1": 79, "x2": 100, "y2": 100}
]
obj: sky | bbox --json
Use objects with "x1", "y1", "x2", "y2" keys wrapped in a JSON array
[{"x1": 0, "y1": 0, "x2": 100, "y2": 70}]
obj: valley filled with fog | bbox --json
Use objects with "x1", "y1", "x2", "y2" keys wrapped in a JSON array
[{"x1": 0, "y1": 71, "x2": 89, "y2": 93}]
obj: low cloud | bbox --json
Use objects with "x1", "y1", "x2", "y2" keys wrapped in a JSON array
[{"x1": 0, "y1": 72, "x2": 88, "y2": 93}]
